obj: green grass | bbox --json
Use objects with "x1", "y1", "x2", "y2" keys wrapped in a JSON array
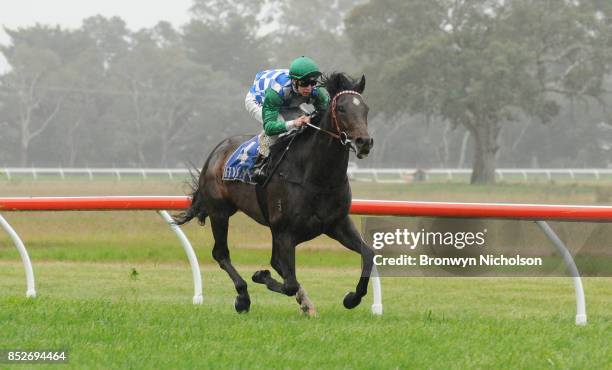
[
  {"x1": 1, "y1": 262, "x2": 611, "y2": 369},
  {"x1": 1, "y1": 180, "x2": 612, "y2": 368}
]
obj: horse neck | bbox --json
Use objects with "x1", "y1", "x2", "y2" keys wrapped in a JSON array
[{"x1": 301, "y1": 111, "x2": 349, "y2": 185}]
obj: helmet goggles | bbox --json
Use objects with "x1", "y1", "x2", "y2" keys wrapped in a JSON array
[{"x1": 296, "y1": 78, "x2": 318, "y2": 87}]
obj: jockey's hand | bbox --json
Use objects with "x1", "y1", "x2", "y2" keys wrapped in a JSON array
[{"x1": 293, "y1": 115, "x2": 310, "y2": 127}]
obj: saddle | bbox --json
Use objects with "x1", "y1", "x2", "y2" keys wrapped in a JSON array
[{"x1": 222, "y1": 135, "x2": 260, "y2": 184}]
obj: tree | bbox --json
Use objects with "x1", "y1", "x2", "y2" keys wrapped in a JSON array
[
  {"x1": 346, "y1": 0, "x2": 612, "y2": 183},
  {"x1": 1, "y1": 25, "x2": 70, "y2": 166},
  {"x1": 263, "y1": 0, "x2": 364, "y2": 73},
  {"x1": 108, "y1": 22, "x2": 242, "y2": 167},
  {"x1": 184, "y1": 0, "x2": 268, "y2": 82}
]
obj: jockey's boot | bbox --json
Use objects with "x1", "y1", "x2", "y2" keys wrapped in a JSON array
[{"x1": 251, "y1": 154, "x2": 268, "y2": 183}]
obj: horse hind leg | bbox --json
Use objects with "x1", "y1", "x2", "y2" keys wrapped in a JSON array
[{"x1": 210, "y1": 214, "x2": 251, "y2": 313}]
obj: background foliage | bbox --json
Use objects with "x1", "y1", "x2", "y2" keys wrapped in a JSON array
[{"x1": 1, "y1": 0, "x2": 611, "y2": 183}]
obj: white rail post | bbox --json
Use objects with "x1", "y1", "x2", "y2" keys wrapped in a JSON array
[
  {"x1": 535, "y1": 221, "x2": 587, "y2": 326},
  {"x1": 0, "y1": 213, "x2": 36, "y2": 298},
  {"x1": 157, "y1": 210, "x2": 203, "y2": 305}
]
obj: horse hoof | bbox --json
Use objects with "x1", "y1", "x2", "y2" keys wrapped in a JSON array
[
  {"x1": 343, "y1": 292, "x2": 362, "y2": 309},
  {"x1": 234, "y1": 295, "x2": 251, "y2": 313},
  {"x1": 299, "y1": 304, "x2": 318, "y2": 317},
  {"x1": 252, "y1": 270, "x2": 271, "y2": 284}
]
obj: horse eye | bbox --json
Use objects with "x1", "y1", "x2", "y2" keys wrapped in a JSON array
[{"x1": 337, "y1": 105, "x2": 346, "y2": 113}]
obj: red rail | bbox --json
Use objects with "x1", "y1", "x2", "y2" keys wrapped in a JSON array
[
  {"x1": 0, "y1": 196, "x2": 190, "y2": 211},
  {"x1": 1, "y1": 196, "x2": 612, "y2": 222},
  {"x1": 350, "y1": 200, "x2": 612, "y2": 222}
]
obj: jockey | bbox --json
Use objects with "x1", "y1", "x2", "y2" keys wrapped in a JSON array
[{"x1": 245, "y1": 56, "x2": 330, "y2": 180}]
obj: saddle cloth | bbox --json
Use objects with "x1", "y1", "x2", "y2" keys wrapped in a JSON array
[{"x1": 222, "y1": 135, "x2": 259, "y2": 184}]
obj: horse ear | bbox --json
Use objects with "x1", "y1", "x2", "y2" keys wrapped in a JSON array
[{"x1": 356, "y1": 75, "x2": 366, "y2": 93}]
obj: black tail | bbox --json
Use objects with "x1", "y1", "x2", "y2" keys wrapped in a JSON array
[{"x1": 173, "y1": 167, "x2": 208, "y2": 225}]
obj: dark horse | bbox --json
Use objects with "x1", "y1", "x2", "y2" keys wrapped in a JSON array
[{"x1": 174, "y1": 73, "x2": 374, "y2": 314}]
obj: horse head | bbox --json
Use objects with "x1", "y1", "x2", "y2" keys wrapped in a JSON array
[{"x1": 323, "y1": 73, "x2": 373, "y2": 159}]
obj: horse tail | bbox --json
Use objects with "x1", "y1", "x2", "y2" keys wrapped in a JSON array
[
  {"x1": 173, "y1": 166, "x2": 208, "y2": 226},
  {"x1": 173, "y1": 138, "x2": 233, "y2": 225}
]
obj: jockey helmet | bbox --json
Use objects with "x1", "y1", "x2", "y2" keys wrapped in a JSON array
[{"x1": 289, "y1": 56, "x2": 321, "y2": 80}]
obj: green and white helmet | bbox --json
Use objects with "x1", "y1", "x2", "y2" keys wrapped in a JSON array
[{"x1": 289, "y1": 56, "x2": 321, "y2": 80}]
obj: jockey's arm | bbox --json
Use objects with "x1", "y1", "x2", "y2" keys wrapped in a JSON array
[
  {"x1": 314, "y1": 86, "x2": 330, "y2": 112},
  {"x1": 262, "y1": 88, "x2": 293, "y2": 136}
]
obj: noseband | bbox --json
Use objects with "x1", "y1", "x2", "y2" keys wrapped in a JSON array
[{"x1": 308, "y1": 90, "x2": 363, "y2": 148}]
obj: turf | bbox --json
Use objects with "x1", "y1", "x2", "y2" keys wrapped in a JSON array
[
  {"x1": 1, "y1": 180, "x2": 611, "y2": 369},
  {"x1": 1, "y1": 262, "x2": 611, "y2": 369}
]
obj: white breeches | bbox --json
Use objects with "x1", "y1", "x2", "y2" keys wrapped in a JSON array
[{"x1": 245, "y1": 92, "x2": 263, "y2": 124}]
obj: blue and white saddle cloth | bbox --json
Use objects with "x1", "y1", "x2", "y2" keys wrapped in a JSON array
[{"x1": 222, "y1": 135, "x2": 259, "y2": 184}]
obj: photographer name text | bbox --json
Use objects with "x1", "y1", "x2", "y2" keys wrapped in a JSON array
[{"x1": 374, "y1": 254, "x2": 543, "y2": 267}]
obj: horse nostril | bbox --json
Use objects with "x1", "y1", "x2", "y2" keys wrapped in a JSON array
[
  {"x1": 355, "y1": 137, "x2": 364, "y2": 146},
  {"x1": 369, "y1": 138, "x2": 374, "y2": 147}
]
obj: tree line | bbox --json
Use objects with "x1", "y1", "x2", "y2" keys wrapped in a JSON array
[{"x1": 1, "y1": 0, "x2": 611, "y2": 183}]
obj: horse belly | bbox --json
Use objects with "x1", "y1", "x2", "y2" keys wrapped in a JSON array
[{"x1": 292, "y1": 195, "x2": 349, "y2": 235}]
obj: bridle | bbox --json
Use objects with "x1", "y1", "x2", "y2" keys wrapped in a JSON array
[{"x1": 306, "y1": 90, "x2": 363, "y2": 149}]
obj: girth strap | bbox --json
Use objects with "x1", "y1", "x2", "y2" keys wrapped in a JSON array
[
  {"x1": 255, "y1": 183, "x2": 270, "y2": 225},
  {"x1": 254, "y1": 131, "x2": 300, "y2": 224}
]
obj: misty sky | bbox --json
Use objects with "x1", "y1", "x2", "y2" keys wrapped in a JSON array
[{"x1": 0, "y1": 0, "x2": 192, "y2": 71}]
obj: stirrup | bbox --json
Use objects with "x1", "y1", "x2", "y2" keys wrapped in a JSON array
[{"x1": 252, "y1": 156, "x2": 268, "y2": 182}]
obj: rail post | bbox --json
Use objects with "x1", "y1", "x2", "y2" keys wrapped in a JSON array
[
  {"x1": 0, "y1": 213, "x2": 36, "y2": 298},
  {"x1": 535, "y1": 221, "x2": 587, "y2": 325},
  {"x1": 157, "y1": 210, "x2": 203, "y2": 305}
]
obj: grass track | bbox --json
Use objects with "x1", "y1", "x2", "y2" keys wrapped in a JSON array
[
  {"x1": 1, "y1": 181, "x2": 612, "y2": 368},
  {"x1": 1, "y1": 262, "x2": 611, "y2": 369}
]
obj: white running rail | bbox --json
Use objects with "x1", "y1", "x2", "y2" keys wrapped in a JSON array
[{"x1": 3, "y1": 167, "x2": 612, "y2": 182}]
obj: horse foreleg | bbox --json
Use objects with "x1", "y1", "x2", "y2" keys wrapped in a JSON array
[
  {"x1": 267, "y1": 232, "x2": 299, "y2": 296},
  {"x1": 326, "y1": 216, "x2": 374, "y2": 309},
  {"x1": 251, "y1": 269, "x2": 283, "y2": 293},
  {"x1": 252, "y1": 271, "x2": 316, "y2": 316},
  {"x1": 272, "y1": 234, "x2": 316, "y2": 315},
  {"x1": 252, "y1": 232, "x2": 315, "y2": 314},
  {"x1": 252, "y1": 234, "x2": 317, "y2": 316},
  {"x1": 296, "y1": 286, "x2": 317, "y2": 316}
]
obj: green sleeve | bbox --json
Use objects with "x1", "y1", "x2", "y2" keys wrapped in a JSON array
[
  {"x1": 262, "y1": 88, "x2": 288, "y2": 136},
  {"x1": 314, "y1": 87, "x2": 330, "y2": 112}
]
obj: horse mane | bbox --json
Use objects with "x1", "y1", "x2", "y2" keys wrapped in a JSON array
[{"x1": 320, "y1": 72, "x2": 361, "y2": 98}]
